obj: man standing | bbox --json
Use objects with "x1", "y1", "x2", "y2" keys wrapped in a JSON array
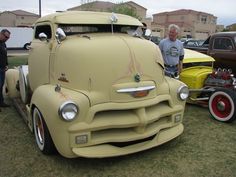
[
  {"x1": 0, "y1": 29, "x2": 11, "y2": 107},
  {"x1": 159, "y1": 24, "x2": 184, "y2": 78}
]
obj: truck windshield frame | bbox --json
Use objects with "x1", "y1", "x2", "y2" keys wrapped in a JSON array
[{"x1": 58, "y1": 24, "x2": 139, "y2": 35}]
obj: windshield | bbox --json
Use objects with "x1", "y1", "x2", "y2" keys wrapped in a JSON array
[
  {"x1": 183, "y1": 61, "x2": 213, "y2": 69},
  {"x1": 58, "y1": 24, "x2": 139, "y2": 35}
]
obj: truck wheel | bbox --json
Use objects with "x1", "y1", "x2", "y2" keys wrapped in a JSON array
[
  {"x1": 208, "y1": 88, "x2": 236, "y2": 122},
  {"x1": 33, "y1": 107, "x2": 56, "y2": 154},
  {"x1": 23, "y1": 43, "x2": 30, "y2": 50},
  {"x1": 5, "y1": 69, "x2": 20, "y2": 98}
]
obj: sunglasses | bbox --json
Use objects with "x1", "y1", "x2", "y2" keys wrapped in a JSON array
[{"x1": 3, "y1": 33, "x2": 10, "y2": 39}]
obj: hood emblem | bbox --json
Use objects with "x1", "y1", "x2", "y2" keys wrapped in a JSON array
[
  {"x1": 134, "y1": 73, "x2": 141, "y2": 82},
  {"x1": 58, "y1": 73, "x2": 69, "y2": 83}
]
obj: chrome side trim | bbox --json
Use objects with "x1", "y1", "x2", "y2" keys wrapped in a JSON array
[{"x1": 117, "y1": 86, "x2": 156, "y2": 93}]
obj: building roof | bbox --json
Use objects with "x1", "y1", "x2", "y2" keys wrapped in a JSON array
[
  {"x1": 67, "y1": 1, "x2": 115, "y2": 11},
  {"x1": 12, "y1": 10, "x2": 39, "y2": 16},
  {"x1": 123, "y1": 1, "x2": 147, "y2": 10},
  {"x1": 153, "y1": 9, "x2": 216, "y2": 18},
  {"x1": 68, "y1": 1, "x2": 147, "y2": 11}
]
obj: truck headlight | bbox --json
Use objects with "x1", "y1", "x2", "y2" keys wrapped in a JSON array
[
  {"x1": 58, "y1": 101, "x2": 78, "y2": 121},
  {"x1": 177, "y1": 85, "x2": 189, "y2": 101}
]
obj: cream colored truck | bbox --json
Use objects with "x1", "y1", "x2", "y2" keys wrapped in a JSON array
[{"x1": 5, "y1": 11, "x2": 189, "y2": 158}]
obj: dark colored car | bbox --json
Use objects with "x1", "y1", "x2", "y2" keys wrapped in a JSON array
[
  {"x1": 150, "y1": 36, "x2": 162, "y2": 45},
  {"x1": 183, "y1": 39, "x2": 205, "y2": 48},
  {"x1": 184, "y1": 32, "x2": 236, "y2": 74}
]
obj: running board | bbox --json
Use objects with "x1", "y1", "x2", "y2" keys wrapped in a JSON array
[{"x1": 13, "y1": 98, "x2": 33, "y2": 132}]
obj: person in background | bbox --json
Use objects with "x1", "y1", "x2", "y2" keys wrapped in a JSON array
[
  {"x1": 159, "y1": 24, "x2": 184, "y2": 78},
  {"x1": 0, "y1": 29, "x2": 11, "y2": 107}
]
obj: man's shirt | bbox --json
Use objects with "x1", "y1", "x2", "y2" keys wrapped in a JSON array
[{"x1": 159, "y1": 38, "x2": 184, "y2": 66}]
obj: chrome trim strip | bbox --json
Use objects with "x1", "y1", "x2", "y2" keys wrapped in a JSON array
[{"x1": 117, "y1": 85, "x2": 156, "y2": 93}]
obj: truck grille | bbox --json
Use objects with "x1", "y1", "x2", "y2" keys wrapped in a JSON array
[
  {"x1": 70, "y1": 96, "x2": 183, "y2": 147},
  {"x1": 90, "y1": 115, "x2": 172, "y2": 146}
]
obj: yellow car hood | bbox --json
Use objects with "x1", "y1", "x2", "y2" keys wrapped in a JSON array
[{"x1": 184, "y1": 49, "x2": 215, "y2": 63}]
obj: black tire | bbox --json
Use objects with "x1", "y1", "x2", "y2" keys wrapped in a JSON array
[
  {"x1": 208, "y1": 88, "x2": 236, "y2": 123},
  {"x1": 23, "y1": 43, "x2": 30, "y2": 50},
  {"x1": 33, "y1": 107, "x2": 56, "y2": 154}
]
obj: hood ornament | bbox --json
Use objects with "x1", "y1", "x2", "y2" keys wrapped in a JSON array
[{"x1": 134, "y1": 73, "x2": 141, "y2": 82}]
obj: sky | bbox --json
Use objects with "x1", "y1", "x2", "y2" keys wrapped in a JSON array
[{"x1": 0, "y1": 0, "x2": 235, "y2": 26}]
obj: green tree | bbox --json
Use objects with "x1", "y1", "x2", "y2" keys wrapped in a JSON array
[
  {"x1": 110, "y1": 3, "x2": 140, "y2": 20},
  {"x1": 222, "y1": 28, "x2": 230, "y2": 32}
]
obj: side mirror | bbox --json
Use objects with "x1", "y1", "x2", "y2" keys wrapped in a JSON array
[
  {"x1": 55, "y1": 28, "x2": 66, "y2": 44},
  {"x1": 144, "y1": 29, "x2": 152, "y2": 37},
  {"x1": 39, "y1": 33, "x2": 48, "y2": 42}
]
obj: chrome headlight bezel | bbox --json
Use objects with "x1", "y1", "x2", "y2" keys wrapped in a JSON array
[
  {"x1": 177, "y1": 85, "x2": 189, "y2": 101},
  {"x1": 58, "y1": 101, "x2": 79, "y2": 121}
]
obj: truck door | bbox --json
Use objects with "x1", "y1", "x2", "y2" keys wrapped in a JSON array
[
  {"x1": 211, "y1": 37, "x2": 236, "y2": 70},
  {"x1": 28, "y1": 24, "x2": 52, "y2": 91}
]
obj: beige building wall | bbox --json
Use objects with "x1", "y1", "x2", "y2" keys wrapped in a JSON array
[
  {"x1": 151, "y1": 23, "x2": 165, "y2": 38},
  {"x1": 142, "y1": 17, "x2": 152, "y2": 29},
  {"x1": 0, "y1": 12, "x2": 16, "y2": 27},
  {"x1": 0, "y1": 10, "x2": 39, "y2": 27},
  {"x1": 153, "y1": 9, "x2": 217, "y2": 40},
  {"x1": 124, "y1": 1, "x2": 146, "y2": 21},
  {"x1": 15, "y1": 15, "x2": 39, "y2": 27}
]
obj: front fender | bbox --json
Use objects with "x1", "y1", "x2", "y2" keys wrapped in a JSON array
[
  {"x1": 165, "y1": 77, "x2": 187, "y2": 108},
  {"x1": 5, "y1": 69, "x2": 20, "y2": 98},
  {"x1": 30, "y1": 85, "x2": 90, "y2": 157}
]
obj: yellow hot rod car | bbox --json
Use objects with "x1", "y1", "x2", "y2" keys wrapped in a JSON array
[{"x1": 180, "y1": 49, "x2": 236, "y2": 122}]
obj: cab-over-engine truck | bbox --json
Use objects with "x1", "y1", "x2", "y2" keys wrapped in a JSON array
[{"x1": 6, "y1": 11, "x2": 189, "y2": 158}]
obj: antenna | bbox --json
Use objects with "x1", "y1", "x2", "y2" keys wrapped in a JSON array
[{"x1": 110, "y1": 12, "x2": 118, "y2": 34}]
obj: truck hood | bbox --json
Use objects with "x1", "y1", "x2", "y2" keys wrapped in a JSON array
[{"x1": 52, "y1": 33, "x2": 167, "y2": 105}]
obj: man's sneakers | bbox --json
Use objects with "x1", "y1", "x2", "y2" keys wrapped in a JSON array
[{"x1": 0, "y1": 102, "x2": 10, "y2": 107}]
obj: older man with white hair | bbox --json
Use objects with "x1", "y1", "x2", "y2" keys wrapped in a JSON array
[{"x1": 159, "y1": 24, "x2": 184, "y2": 78}]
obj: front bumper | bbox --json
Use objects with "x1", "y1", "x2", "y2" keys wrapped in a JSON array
[
  {"x1": 72, "y1": 123, "x2": 183, "y2": 158},
  {"x1": 67, "y1": 94, "x2": 185, "y2": 158}
]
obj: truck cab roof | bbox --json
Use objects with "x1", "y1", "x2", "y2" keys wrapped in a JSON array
[
  {"x1": 212, "y1": 31, "x2": 236, "y2": 37},
  {"x1": 35, "y1": 11, "x2": 143, "y2": 26}
]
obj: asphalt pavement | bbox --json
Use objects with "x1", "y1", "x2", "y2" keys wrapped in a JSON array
[{"x1": 7, "y1": 49, "x2": 29, "y2": 56}]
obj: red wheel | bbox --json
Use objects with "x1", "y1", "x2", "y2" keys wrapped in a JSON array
[{"x1": 209, "y1": 88, "x2": 236, "y2": 122}]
